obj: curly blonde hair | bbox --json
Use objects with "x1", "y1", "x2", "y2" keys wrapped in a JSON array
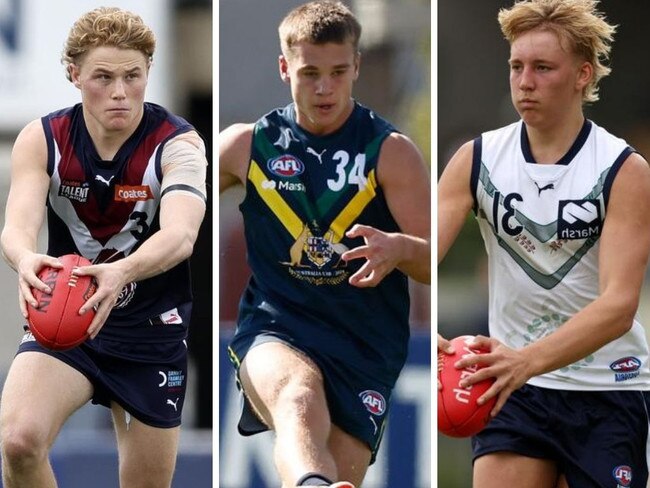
[
  {"x1": 62, "y1": 7, "x2": 156, "y2": 81},
  {"x1": 279, "y1": 1, "x2": 361, "y2": 58},
  {"x1": 498, "y1": 0, "x2": 616, "y2": 103}
]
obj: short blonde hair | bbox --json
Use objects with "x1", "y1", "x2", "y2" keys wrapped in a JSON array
[
  {"x1": 498, "y1": 0, "x2": 616, "y2": 103},
  {"x1": 62, "y1": 7, "x2": 156, "y2": 81},
  {"x1": 279, "y1": 1, "x2": 361, "y2": 58}
]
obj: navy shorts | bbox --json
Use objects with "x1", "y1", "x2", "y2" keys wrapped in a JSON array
[
  {"x1": 472, "y1": 384, "x2": 650, "y2": 487},
  {"x1": 18, "y1": 328, "x2": 188, "y2": 428},
  {"x1": 228, "y1": 330, "x2": 392, "y2": 464}
]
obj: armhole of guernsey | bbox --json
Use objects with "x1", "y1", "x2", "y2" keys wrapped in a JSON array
[
  {"x1": 602, "y1": 146, "x2": 635, "y2": 210},
  {"x1": 41, "y1": 117, "x2": 55, "y2": 177},
  {"x1": 470, "y1": 135, "x2": 482, "y2": 214}
]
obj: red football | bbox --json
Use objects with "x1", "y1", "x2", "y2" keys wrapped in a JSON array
[
  {"x1": 27, "y1": 254, "x2": 97, "y2": 351},
  {"x1": 438, "y1": 335, "x2": 496, "y2": 437}
]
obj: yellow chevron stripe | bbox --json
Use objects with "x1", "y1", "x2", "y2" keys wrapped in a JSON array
[
  {"x1": 249, "y1": 160, "x2": 304, "y2": 239},
  {"x1": 329, "y1": 169, "x2": 377, "y2": 243},
  {"x1": 227, "y1": 346, "x2": 241, "y2": 368}
]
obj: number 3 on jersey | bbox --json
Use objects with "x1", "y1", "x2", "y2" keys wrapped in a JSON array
[
  {"x1": 129, "y1": 211, "x2": 150, "y2": 240},
  {"x1": 492, "y1": 191, "x2": 523, "y2": 236},
  {"x1": 327, "y1": 150, "x2": 367, "y2": 191}
]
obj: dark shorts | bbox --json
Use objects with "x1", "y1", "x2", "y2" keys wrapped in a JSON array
[
  {"x1": 472, "y1": 384, "x2": 650, "y2": 487},
  {"x1": 18, "y1": 328, "x2": 188, "y2": 428},
  {"x1": 228, "y1": 330, "x2": 393, "y2": 464}
]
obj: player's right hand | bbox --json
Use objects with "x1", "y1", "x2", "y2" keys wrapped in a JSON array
[
  {"x1": 437, "y1": 334, "x2": 454, "y2": 390},
  {"x1": 16, "y1": 253, "x2": 63, "y2": 318}
]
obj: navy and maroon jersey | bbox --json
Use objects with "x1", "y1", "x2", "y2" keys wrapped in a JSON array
[
  {"x1": 42, "y1": 102, "x2": 196, "y2": 342},
  {"x1": 232, "y1": 102, "x2": 411, "y2": 385}
]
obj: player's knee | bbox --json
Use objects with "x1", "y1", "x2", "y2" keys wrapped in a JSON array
[
  {"x1": 275, "y1": 380, "x2": 327, "y2": 423},
  {"x1": 1, "y1": 424, "x2": 49, "y2": 468}
]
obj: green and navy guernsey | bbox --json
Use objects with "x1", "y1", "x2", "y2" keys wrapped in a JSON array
[
  {"x1": 472, "y1": 118, "x2": 650, "y2": 390},
  {"x1": 228, "y1": 102, "x2": 410, "y2": 457}
]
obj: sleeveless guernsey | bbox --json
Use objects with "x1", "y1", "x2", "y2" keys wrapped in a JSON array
[
  {"x1": 42, "y1": 102, "x2": 197, "y2": 341},
  {"x1": 236, "y1": 102, "x2": 410, "y2": 383},
  {"x1": 471, "y1": 119, "x2": 650, "y2": 390}
]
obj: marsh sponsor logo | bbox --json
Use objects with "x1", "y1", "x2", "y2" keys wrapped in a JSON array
[
  {"x1": 557, "y1": 199, "x2": 601, "y2": 239},
  {"x1": 114, "y1": 185, "x2": 153, "y2": 202}
]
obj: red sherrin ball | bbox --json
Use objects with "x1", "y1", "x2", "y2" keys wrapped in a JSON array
[
  {"x1": 27, "y1": 254, "x2": 97, "y2": 351},
  {"x1": 438, "y1": 335, "x2": 496, "y2": 437}
]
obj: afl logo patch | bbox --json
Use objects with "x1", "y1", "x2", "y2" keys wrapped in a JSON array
[
  {"x1": 612, "y1": 465, "x2": 632, "y2": 487},
  {"x1": 610, "y1": 357, "x2": 641, "y2": 373},
  {"x1": 267, "y1": 155, "x2": 305, "y2": 177},
  {"x1": 359, "y1": 390, "x2": 386, "y2": 416}
]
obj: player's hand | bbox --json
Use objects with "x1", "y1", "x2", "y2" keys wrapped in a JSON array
[
  {"x1": 16, "y1": 253, "x2": 63, "y2": 318},
  {"x1": 342, "y1": 224, "x2": 402, "y2": 287},
  {"x1": 454, "y1": 335, "x2": 532, "y2": 417},
  {"x1": 73, "y1": 262, "x2": 129, "y2": 339},
  {"x1": 437, "y1": 334, "x2": 454, "y2": 390}
]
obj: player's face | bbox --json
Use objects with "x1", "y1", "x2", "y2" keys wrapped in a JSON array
[
  {"x1": 509, "y1": 29, "x2": 591, "y2": 129},
  {"x1": 279, "y1": 41, "x2": 359, "y2": 135},
  {"x1": 70, "y1": 46, "x2": 149, "y2": 136}
]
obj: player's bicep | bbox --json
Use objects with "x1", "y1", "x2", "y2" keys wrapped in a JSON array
[
  {"x1": 438, "y1": 141, "x2": 475, "y2": 263},
  {"x1": 4, "y1": 120, "x2": 49, "y2": 237},
  {"x1": 598, "y1": 153, "x2": 650, "y2": 308},
  {"x1": 159, "y1": 192, "x2": 206, "y2": 244}
]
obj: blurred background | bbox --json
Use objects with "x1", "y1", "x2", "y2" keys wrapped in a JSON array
[
  {"x1": 438, "y1": 1, "x2": 650, "y2": 486},
  {"x1": 0, "y1": 0, "x2": 212, "y2": 485},
  {"x1": 218, "y1": 1, "x2": 431, "y2": 487}
]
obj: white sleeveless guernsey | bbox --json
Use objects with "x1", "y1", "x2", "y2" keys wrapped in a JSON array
[{"x1": 472, "y1": 119, "x2": 650, "y2": 390}]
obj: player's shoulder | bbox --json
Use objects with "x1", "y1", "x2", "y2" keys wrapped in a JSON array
[
  {"x1": 14, "y1": 118, "x2": 46, "y2": 150},
  {"x1": 220, "y1": 123, "x2": 255, "y2": 151}
]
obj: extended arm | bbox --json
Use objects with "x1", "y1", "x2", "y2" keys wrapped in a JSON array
[
  {"x1": 1, "y1": 120, "x2": 63, "y2": 317},
  {"x1": 342, "y1": 132, "x2": 431, "y2": 286}
]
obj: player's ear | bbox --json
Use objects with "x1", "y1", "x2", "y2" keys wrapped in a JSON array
[
  {"x1": 279, "y1": 54, "x2": 290, "y2": 84},
  {"x1": 576, "y1": 61, "x2": 593, "y2": 92},
  {"x1": 69, "y1": 64, "x2": 82, "y2": 89}
]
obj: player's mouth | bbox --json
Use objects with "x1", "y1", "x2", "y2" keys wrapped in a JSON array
[
  {"x1": 315, "y1": 103, "x2": 335, "y2": 114},
  {"x1": 518, "y1": 99, "x2": 538, "y2": 108}
]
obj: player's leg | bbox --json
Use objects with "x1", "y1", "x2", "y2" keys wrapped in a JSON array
[
  {"x1": 239, "y1": 341, "x2": 338, "y2": 486},
  {"x1": 328, "y1": 424, "x2": 371, "y2": 487},
  {"x1": 0, "y1": 351, "x2": 93, "y2": 487},
  {"x1": 473, "y1": 452, "x2": 559, "y2": 488},
  {"x1": 111, "y1": 402, "x2": 180, "y2": 488}
]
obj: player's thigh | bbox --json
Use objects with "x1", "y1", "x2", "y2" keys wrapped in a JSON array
[
  {"x1": 111, "y1": 402, "x2": 179, "y2": 484},
  {"x1": 474, "y1": 452, "x2": 558, "y2": 488},
  {"x1": 239, "y1": 341, "x2": 326, "y2": 426},
  {"x1": 0, "y1": 351, "x2": 93, "y2": 446},
  {"x1": 328, "y1": 424, "x2": 371, "y2": 486}
]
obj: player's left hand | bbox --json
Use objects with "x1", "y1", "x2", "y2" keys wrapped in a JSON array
[
  {"x1": 342, "y1": 224, "x2": 402, "y2": 288},
  {"x1": 72, "y1": 262, "x2": 130, "y2": 339},
  {"x1": 453, "y1": 335, "x2": 532, "y2": 418}
]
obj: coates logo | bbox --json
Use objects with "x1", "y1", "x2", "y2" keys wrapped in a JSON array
[
  {"x1": 610, "y1": 357, "x2": 641, "y2": 373},
  {"x1": 359, "y1": 390, "x2": 386, "y2": 416},
  {"x1": 267, "y1": 155, "x2": 305, "y2": 177},
  {"x1": 115, "y1": 185, "x2": 153, "y2": 202},
  {"x1": 612, "y1": 465, "x2": 632, "y2": 487}
]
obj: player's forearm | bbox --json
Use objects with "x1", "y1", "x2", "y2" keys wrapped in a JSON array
[
  {"x1": 396, "y1": 234, "x2": 431, "y2": 284},
  {"x1": 521, "y1": 290, "x2": 638, "y2": 378},
  {"x1": 113, "y1": 226, "x2": 199, "y2": 283},
  {"x1": 0, "y1": 225, "x2": 39, "y2": 272}
]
